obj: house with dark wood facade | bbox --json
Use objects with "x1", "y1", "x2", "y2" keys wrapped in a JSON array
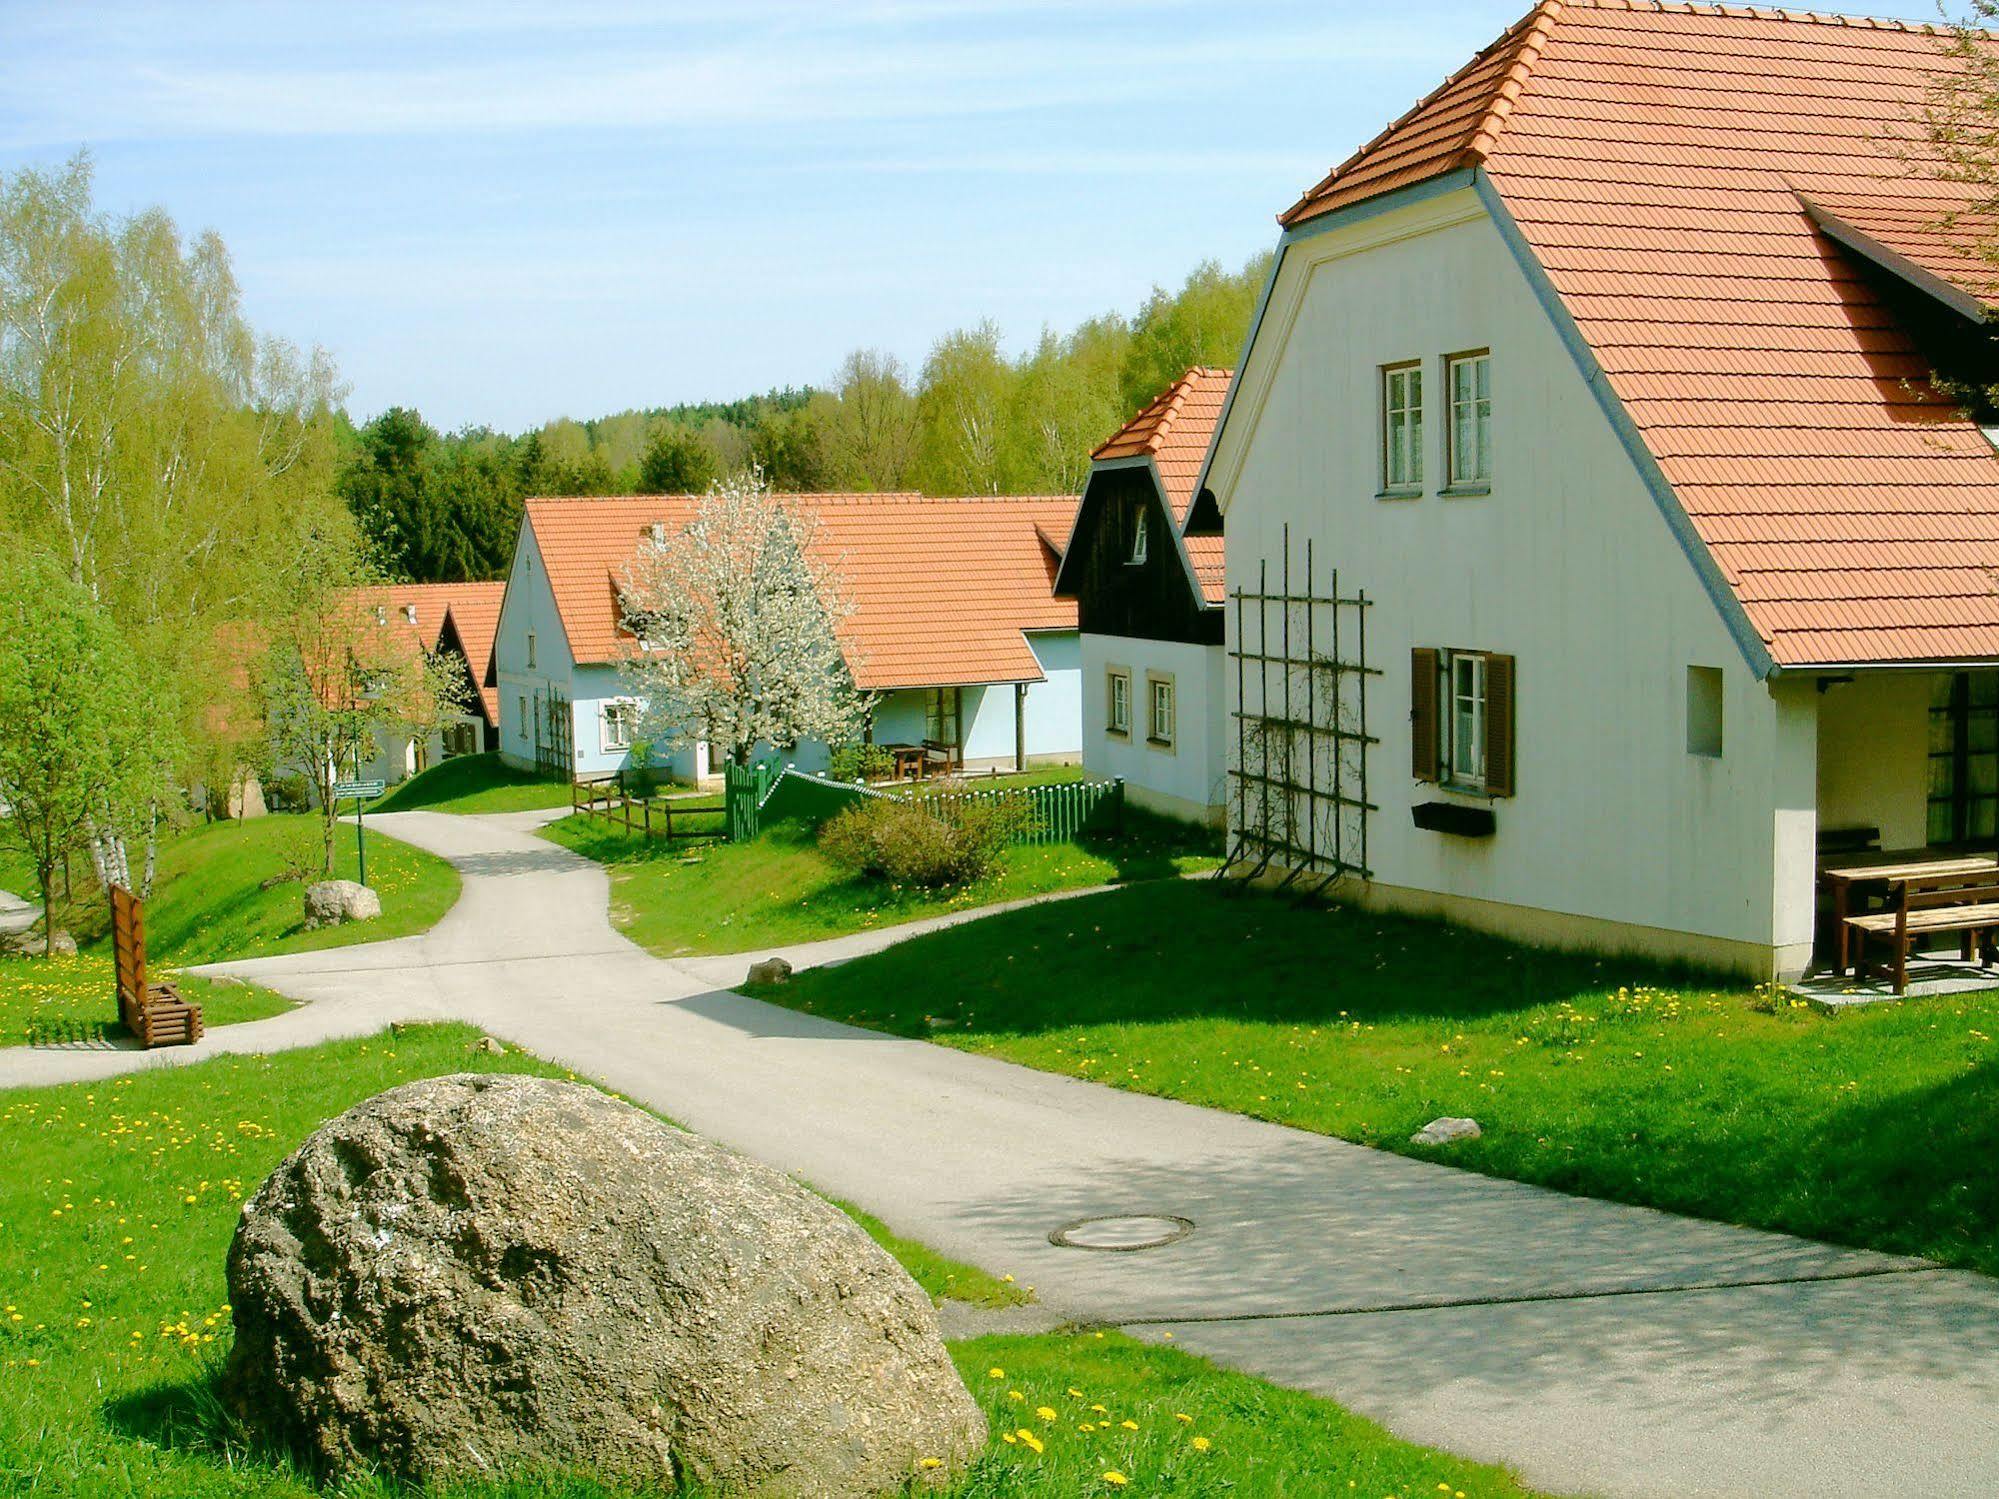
[{"x1": 1055, "y1": 368, "x2": 1230, "y2": 824}]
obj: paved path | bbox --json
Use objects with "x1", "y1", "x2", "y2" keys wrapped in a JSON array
[{"x1": 6, "y1": 809, "x2": 1998, "y2": 1496}]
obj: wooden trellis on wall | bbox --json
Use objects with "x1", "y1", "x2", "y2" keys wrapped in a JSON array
[{"x1": 1222, "y1": 523, "x2": 1378, "y2": 892}]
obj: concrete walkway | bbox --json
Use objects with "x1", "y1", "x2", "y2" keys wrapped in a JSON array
[{"x1": 5, "y1": 808, "x2": 1998, "y2": 1496}]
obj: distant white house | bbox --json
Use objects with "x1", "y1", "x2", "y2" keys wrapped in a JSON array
[
  {"x1": 1202, "y1": 0, "x2": 1999, "y2": 980},
  {"x1": 490, "y1": 492, "x2": 1082, "y2": 783},
  {"x1": 1055, "y1": 368, "x2": 1230, "y2": 825},
  {"x1": 342, "y1": 582, "x2": 505, "y2": 786}
]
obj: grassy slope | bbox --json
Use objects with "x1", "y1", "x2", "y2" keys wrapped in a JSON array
[
  {"x1": 0, "y1": 1025, "x2": 1533, "y2": 1498},
  {"x1": 541, "y1": 811, "x2": 1220, "y2": 957},
  {"x1": 757, "y1": 879, "x2": 1999, "y2": 1275},
  {"x1": 372, "y1": 753, "x2": 573, "y2": 815}
]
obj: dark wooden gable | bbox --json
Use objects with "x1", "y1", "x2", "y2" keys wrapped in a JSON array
[{"x1": 1057, "y1": 464, "x2": 1221, "y2": 647}]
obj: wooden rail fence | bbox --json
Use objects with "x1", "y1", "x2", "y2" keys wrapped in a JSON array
[{"x1": 570, "y1": 780, "x2": 726, "y2": 842}]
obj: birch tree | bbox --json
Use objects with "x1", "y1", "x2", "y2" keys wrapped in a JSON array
[
  {"x1": 0, "y1": 555, "x2": 150, "y2": 949},
  {"x1": 617, "y1": 472, "x2": 872, "y2": 766},
  {"x1": 0, "y1": 152, "x2": 346, "y2": 890}
]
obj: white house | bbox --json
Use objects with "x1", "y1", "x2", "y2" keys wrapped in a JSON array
[
  {"x1": 1054, "y1": 368, "x2": 1230, "y2": 824},
  {"x1": 1202, "y1": 0, "x2": 1999, "y2": 980},
  {"x1": 491, "y1": 493, "x2": 1082, "y2": 782},
  {"x1": 342, "y1": 582, "x2": 505, "y2": 786}
]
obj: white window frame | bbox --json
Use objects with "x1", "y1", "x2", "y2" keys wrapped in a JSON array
[
  {"x1": 1107, "y1": 669, "x2": 1131, "y2": 736},
  {"x1": 1148, "y1": 675, "x2": 1176, "y2": 747},
  {"x1": 601, "y1": 700, "x2": 633, "y2": 752},
  {"x1": 1129, "y1": 507, "x2": 1148, "y2": 565},
  {"x1": 1381, "y1": 362, "x2": 1424, "y2": 494},
  {"x1": 1445, "y1": 350, "x2": 1492, "y2": 489},
  {"x1": 1443, "y1": 649, "x2": 1487, "y2": 792}
]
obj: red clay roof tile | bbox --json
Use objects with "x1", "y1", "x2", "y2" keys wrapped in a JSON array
[
  {"x1": 523, "y1": 493, "x2": 1077, "y2": 691},
  {"x1": 1092, "y1": 367, "x2": 1234, "y2": 604}
]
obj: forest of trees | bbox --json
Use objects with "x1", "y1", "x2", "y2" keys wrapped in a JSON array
[{"x1": 338, "y1": 253, "x2": 1270, "y2": 583}]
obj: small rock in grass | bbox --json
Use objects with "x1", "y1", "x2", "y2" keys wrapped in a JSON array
[
  {"x1": 1, "y1": 927, "x2": 77, "y2": 958},
  {"x1": 302, "y1": 880, "x2": 380, "y2": 930},
  {"x1": 1411, "y1": 1116, "x2": 1482, "y2": 1146},
  {"x1": 471, "y1": 1035, "x2": 506, "y2": 1056},
  {"x1": 746, "y1": 956, "x2": 792, "y2": 986}
]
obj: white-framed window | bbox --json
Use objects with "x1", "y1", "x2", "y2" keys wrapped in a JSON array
[
  {"x1": 1381, "y1": 362, "x2": 1424, "y2": 493},
  {"x1": 1446, "y1": 351, "x2": 1492, "y2": 488},
  {"x1": 1446, "y1": 650, "x2": 1486, "y2": 791},
  {"x1": 601, "y1": 700, "x2": 633, "y2": 752},
  {"x1": 518, "y1": 694, "x2": 529, "y2": 737},
  {"x1": 1148, "y1": 675, "x2": 1176, "y2": 746},
  {"x1": 1107, "y1": 669, "x2": 1131, "y2": 735},
  {"x1": 1129, "y1": 507, "x2": 1148, "y2": 565},
  {"x1": 526, "y1": 631, "x2": 537, "y2": 669}
]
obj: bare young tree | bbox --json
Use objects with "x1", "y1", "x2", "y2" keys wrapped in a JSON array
[{"x1": 617, "y1": 471, "x2": 873, "y2": 767}]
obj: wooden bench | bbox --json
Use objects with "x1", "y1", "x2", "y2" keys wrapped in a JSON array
[
  {"x1": 111, "y1": 885, "x2": 203, "y2": 1047},
  {"x1": 1841, "y1": 872, "x2": 1999, "y2": 994},
  {"x1": 920, "y1": 738, "x2": 962, "y2": 778}
]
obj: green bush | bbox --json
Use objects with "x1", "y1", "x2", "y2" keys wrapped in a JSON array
[
  {"x1": 828, "y1": 743, "x2": 895, "y2": 783},
  {"x1": 818, "y1": 795, "x2": 1029, "y2": 887}
]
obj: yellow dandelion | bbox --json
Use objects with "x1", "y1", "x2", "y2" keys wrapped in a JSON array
[
  {"x1": 1016, "y1": 1429, "x2": 1044, "y2": 1454},
  {"x1": 1036, "y1": 1406, "x2": 1057, "y2": 1421},
  {"x1": 1173, "y1": 1412, "x2": 1194, "y2": 1424},
  {"x1": 919, "y1": 1457, "x2": 942, "y2": 1469},
  {"x1": 1120, "y1": 1419, "x2": 1139, "y2": 1431},
  {"x1": 1103, "y1": 1473, "x2": 1129, "y2": 1489},
  {"x1": 987, "y1": 1367, "x2": 1005, "y2": 1380},
  {"x1": 1192, "y1": 1435, "x2": 1212, "y2": 1452}
]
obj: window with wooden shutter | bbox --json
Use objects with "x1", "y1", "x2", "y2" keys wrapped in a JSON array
[{"x1": 1411, "y1": 647, "x2": 1439, "y2": 781}]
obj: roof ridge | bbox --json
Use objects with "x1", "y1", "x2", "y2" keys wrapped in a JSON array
[
  {"x1": 1571, "y1": 0, "x2": 1941, "y2": 33},
  {"x1": 1468, "y1": 0, "x2": 1564, "y2": 162},
  {"x1": 1281, "y1": 0, "x2": 1561, "y2": 226}
]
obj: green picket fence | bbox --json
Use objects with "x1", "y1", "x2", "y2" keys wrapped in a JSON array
[
  {"x1": 725, "y1": 764, "x2": 1123, "y2": 847},
  {"x1": 911, "y1": 777, "x2": 1125, "y2": 845}
]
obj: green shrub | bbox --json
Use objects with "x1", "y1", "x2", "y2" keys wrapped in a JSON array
[
  {"x1": 828, "y1": 743, "x2": 895, "y2": 783},
  {"x1": 818, "y1": 795, "x2": 1028, "y2": 887}
]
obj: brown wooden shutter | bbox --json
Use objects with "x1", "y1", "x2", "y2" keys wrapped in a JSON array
[
  {"x1": 1484, "y1": 653, "x2": 1516, "y2": 797},
  {"x1": 1411, "y1": 647, "x2": 1439, "y2": 782}
]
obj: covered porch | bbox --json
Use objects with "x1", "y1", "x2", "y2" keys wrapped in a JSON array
[{"x1": 1808, "y1": 666, "x2": 1999, "y2": 999}]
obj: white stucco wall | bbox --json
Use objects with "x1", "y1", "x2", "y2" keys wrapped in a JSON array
[
  {"x1": 493, "y1": 522, "x2": 577, "y2": 772},
  {"x1": 1210, "y1": 187, "x2": 1814, "y2": 975},
  {"x1": 1816, "y1": 672, "x2": 1935, "y2": 852},
  {"x1": 1081, "y1": 633, "x2": 1226, "y2": 824}
]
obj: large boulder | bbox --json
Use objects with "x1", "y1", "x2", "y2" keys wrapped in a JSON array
[
  {"x1": 302, "y1": 879, "x2": 380, "y2": 930},
  {"x1": 222, "y1": 1074, "x2": 984, "y2": 1494}
]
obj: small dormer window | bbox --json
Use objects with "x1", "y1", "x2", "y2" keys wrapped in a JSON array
[
  {"x1": 643, "y1": 522, "x2": 667, "y2": 545},
  {"x1": 1129, "y1": 508, "x2": 1148, "y2": 566},
  {"x1": 401, "y1": 603, "x2": 417, "y2": 626},
  {"x1": 373, "y1": 605, "x2": 386, "y2": 626}
]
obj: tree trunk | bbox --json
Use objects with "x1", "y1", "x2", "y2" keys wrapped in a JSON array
[
  {"x1": 37, "y1": 866, "x2": 55, "y2": 959},
  {"x1": 139, "y1": 802, "x2": 159, "y2": 897}
]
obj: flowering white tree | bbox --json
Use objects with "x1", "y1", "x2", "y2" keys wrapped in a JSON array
[{"x1": 617, "y1": 471, "x2": 873, "y2": 767}]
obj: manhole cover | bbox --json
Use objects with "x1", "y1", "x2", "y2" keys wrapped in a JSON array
[{"x1": 1048, "y1": 1214, "x2": 1194, "y2": 1252}]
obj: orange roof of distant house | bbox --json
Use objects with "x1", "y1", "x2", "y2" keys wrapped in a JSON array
[
  {"x1": 1274, "y1": 0, "x2": 1999, "y2": 667},
  {"x1": 521, "y1": 493, "x2": 1078, "y2": 690},
  {"x1": 1091, "y1": 367, "x2": 1233, "y2": 605},
  {"x1": 346, "y1": 581, "x2": 506, "y2": 722}
]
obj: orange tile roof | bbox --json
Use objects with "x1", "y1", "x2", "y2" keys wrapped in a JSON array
[
  {"x1": 347, "y1": 582, "x2": 506, "y2": 721},
  {"x1": 1092, "y1": 368, "x2": 1234, "y2": 604},
  {"x1": 1278, "y1": 0, "x2": 1999, "y2": 666},
  {"x1": 522, "y1": 493, "x2": 1078, "y2": 691}
]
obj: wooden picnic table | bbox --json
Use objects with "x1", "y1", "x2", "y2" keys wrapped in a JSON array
[
  {"x1": 884, "y1": 743, "x2": 929, "y2": 782},
  {"x1": 1820, "y1": 849, "x2": 1999, "y2": 971}
]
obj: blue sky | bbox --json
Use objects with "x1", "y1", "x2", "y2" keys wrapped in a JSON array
[{"x1": 0, "y1": 0, "x2": 1939, "y2": 432}]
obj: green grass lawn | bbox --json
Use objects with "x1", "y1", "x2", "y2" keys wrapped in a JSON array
[
  {"x1": 0, "y1": 954, "x2": 293, "y2": 1048},
  {"x1": 542, "y1": 809, "x2": 1220, "y2": 957},
  {"x1": 3, "y1": 814, "x2": 459, "y2": 968},
  {"x1": 371, "y1": 752, "x2": 574, "y2": 815},
  {"x1": 0, "y1": 1024, "x2": 1534, "y2": 1497},
  {"x1": 755, "y1": 879, "x2": 1999, "y2": 1276}
]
